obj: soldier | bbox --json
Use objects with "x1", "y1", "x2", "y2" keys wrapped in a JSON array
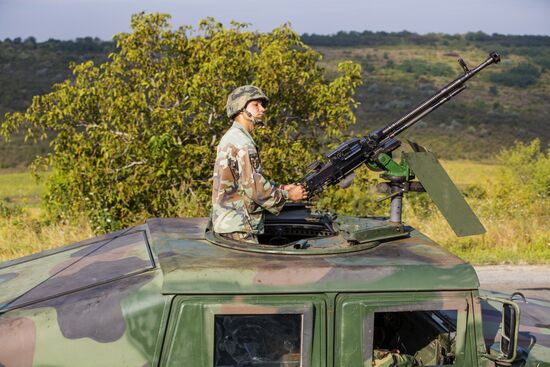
[{"x1": 211, "y1": 85, "x2": 307, "y2": 244}]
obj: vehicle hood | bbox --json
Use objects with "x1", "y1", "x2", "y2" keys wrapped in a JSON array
[{"x1": 0, "y1": 225, "x2": 154, "y2": 313}]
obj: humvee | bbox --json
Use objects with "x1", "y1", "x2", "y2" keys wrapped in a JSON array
[
  {"x1": 1, "y1": 52, "x2": 549, "y2": 366},
  {"x1": 1, "y1": 204, "x2": 549, "y2": 366}
]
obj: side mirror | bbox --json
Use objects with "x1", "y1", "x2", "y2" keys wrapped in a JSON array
[
  {"x1": 480, "y1": 296, "x2": 521, "y2": 364},
  {"x1": 501, "y1": 302, "x2": 519, "y2": 359}
]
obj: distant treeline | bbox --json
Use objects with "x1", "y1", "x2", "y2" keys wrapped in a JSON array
[
  {"x1": 1, "y1": 36, "x2": 114, "y2": 52},
  {"x1": 0, "y1": 37, "x2": 115, "y2": 168},
  {"x1": 5, "y1": 30, "x2": 550, "y2": 52},
  {"x1": 301, "y1": 30, "x2": 550, "y2": 49},
  {"x1": 0, "y1": 36, "x2": 113, "y2": 114}
]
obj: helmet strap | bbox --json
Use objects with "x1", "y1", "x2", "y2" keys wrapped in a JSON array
[{"x1": 243, "y1": 109, "x2": 265, "y2": 128}]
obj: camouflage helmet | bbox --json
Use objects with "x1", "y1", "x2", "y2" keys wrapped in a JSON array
[{"x1": 226, "y1": 85, "x2": 269, "y2": 119}]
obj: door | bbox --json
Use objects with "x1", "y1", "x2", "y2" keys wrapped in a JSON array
[
  {"x1": 335, "y1": 291, "x2": 477, "y2": 366},
  {"x1": 160, "y1": 294, "x2": 327, "y2": 367}
]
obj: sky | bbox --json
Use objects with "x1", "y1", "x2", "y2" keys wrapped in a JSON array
[{"x1": 0, "y1": 0, "x2": 549, "y2": 41}]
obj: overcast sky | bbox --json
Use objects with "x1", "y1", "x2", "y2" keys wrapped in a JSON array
[{"x1": 1, "y1": 0, "x2": 549, "y2": 41}]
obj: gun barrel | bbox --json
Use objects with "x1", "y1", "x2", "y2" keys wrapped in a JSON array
[
  {"x1": 301, "y1": 52, "x2": 500, "y2": 197},
  {"x1": 379, "y1": 52, "x2": 500, "y2": 140},
  {"x1": 383, "y1": 84, "x2": 466, "y2": 140}
]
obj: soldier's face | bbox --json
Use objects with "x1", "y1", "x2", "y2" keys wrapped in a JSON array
[{"x1": 245, "y1": 100, "x2": 266, "y2": 119}]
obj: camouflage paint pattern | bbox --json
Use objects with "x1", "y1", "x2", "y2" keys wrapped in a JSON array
[
  {"x1": 225, "y1": 85, "x2": 269, "y2": 118},
  {"x1": 217, "y1": 231, "x2": 259, "y2": 244},
  {"x1": 211, "y1": 122, "x2": 287, "y2": 234},
  {"x1": 0, "y1": 224, "x2": 170, "y2": 367},
  {"x1": 1, "y1": 213, "x2": 549, "y2": 366},
  {"x1": 372, "y1": 350, "x2": 416, "y2": 367},
  {"x1": 0, "y1": 228, "x2": 154, "y2": 311},
  {"x1": 150, "y1": 217, "x2": 479, "y2": 295}
]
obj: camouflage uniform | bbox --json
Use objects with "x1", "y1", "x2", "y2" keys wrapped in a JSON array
[
  {"x1": 372, "y1": 350, "x2": 417, "y2": 366},
  {"x1": 211, "y1": 122, "x2": 288, "y2": 242}
]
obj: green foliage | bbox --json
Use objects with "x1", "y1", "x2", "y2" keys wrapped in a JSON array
[
  {"x1": 531, "y1": 53, "x2": 550, "y2": 71},
  {"x1": 361, "y1": 62, "x2": 375, "y2": 73},
  {"x1": 489, "y1": 63, "x2": 541, "y2": 88},
  {"x1": 0, "y1": 199, "x2": 22, "y2": 219},
  {"x1": 494, "y1": 139, "x2": 550, "y2": 207},
  {"x1": 0, "y1": 13, "x2": 362, "y2": 233},
  {"x1": 461, "y1": 184, "x2": 487, "y2": 200},
  {"x1": 313, "y1": 170, "x2": 383, "y2": 217},
  {"x1": 359, "y1": 56, "x2": 376, "y2": 74},
  {"x1": 397, "y1": 59, "x2": 454, "y2": 77},
  {"x1": 406, "y1": 192, "x2": 436, "y2": 219}
]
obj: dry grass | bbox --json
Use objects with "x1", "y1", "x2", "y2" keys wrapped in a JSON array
[
  {"x1": 0, "y1": 215, "x2": 93, "y2": 262},
  {"x1": 406, "y1": 205, "x2": 550, "y2": 264},
  {"x1": 0, "y1": 170, "x2": 92, "y2": 262},
  {"x1": 404, "y1": 159, "x2": 550, "y2": 264}
]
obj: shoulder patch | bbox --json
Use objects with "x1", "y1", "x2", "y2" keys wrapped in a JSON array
[{"x1": 249, "y1": 151, "x2": 261, "y2": 170}]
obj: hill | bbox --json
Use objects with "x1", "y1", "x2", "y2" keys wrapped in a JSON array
[
  {"x1": 305, "y1": 31, "x2": 550, "y2": 158},
  {"x1": 1, "y1": 32, "x2": 549, "y2": 167},
  {"x1": 0, "y1": 37, "x2": 113, "y2": 168}
]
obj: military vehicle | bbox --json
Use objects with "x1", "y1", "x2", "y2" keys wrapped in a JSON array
[{"x1": 1, "y1": 52, "x2": 549, "y2": 366}]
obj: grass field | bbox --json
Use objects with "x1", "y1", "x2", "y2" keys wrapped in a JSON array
[
  {"x1": 0, "y1": 170, "x2": 45, "y2": 208},
  {"x1": 0, "y1": 169, "x2": 92, "y2": 261},
  {"x1": 407, "y1": 161, "x2": 549, "y2": 264},
  {"x1": 0, "y1": 158, "x2": 548, "y2": 264}
]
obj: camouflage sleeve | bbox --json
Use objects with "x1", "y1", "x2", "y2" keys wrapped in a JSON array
[{"x1": 236, "y1": 146, "x2": 288, "y2": 215}]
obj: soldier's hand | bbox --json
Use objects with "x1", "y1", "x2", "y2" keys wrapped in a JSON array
[{"x1": 286, "y1": 184, "x2": 308, "y2": 201}]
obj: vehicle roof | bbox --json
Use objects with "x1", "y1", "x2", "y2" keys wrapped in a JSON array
[{"x1": 148, "y1": 217, "x2": 479, "y2": 295}]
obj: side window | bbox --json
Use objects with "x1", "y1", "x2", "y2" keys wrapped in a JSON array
[
  {"x1": 336, "y1": 293, "x2": 472, "y2": 367},
  {"x1": 214, "y1": 314, "x2": 302, "y2": 366},
  {"x1": 370, "y1": 310, "x2": 458, "y2": 366},
  {"x1": 161, "y1": 296, "x2": 325, "y2": 367}
]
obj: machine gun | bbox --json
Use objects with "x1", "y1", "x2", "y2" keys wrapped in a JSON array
[{"x1": 301, "y1": 52, "x2": 501, "y2": 237}]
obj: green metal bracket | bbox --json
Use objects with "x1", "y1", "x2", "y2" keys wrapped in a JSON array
[{"x1": 372, "y1": 153, "x2": 412, "y2": 180}]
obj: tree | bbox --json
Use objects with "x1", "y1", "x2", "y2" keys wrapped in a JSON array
[{"x1": 1, "y1": 13, "x2": 362, "y2": 233}]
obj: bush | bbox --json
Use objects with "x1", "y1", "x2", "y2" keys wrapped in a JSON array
[
  {"x1": 494, "y1": 139, "x2": 550, "y2": 207},
  {"x1": 361, "y1": 60, "x2": 375, "y2": 73},
  {"x1": 0, "y1": 199, "x2": 22, "y2": 219},
  {"x1": 313, "y1": 169, "x2": 382, "y2": 217},
  {"x1": 397, "y1": 59, "x2": 454, "y2": 77},
  {"x1": 384, "y1": 60, "x2": 395, "y2": 69},
  {"x1": 530, "y1": 52, "x2": 550, "y2": 71},
  {"x1": 489, "y1": 63, "x2": 541, "y2": 88}
]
